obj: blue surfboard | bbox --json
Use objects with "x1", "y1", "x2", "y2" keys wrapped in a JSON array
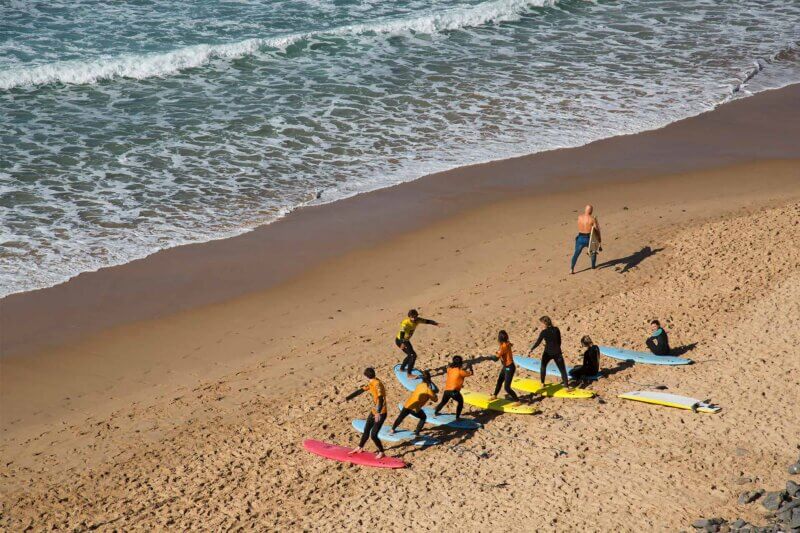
[
  {"x1": 513, "y1": 356, "x2": 601, "y2": 381},
  {"x1": 599, "y1": 346, "x2": 692, "y2": 366},
  {"x1": 352, "y1": 419, "x2": 439, "y2": 446},
  {"x1": 393, "y1": 364, "x2": 423, "y2": 391},
  {"x1": 396, "y1": 404, "x2": 481, "y2": 430}
]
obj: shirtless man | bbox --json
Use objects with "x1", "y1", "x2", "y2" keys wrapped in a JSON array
[{"x1": 570, "y1": 204, "x2": 601, "y2": 274}]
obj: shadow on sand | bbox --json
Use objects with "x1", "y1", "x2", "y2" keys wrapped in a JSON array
[{"x1": 595, "y1": 246, "x2": 665, "y2": 273}]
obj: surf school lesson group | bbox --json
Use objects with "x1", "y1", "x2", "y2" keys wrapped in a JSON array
[{"x1": 304, "y1": 205, "x2": 717, "y2": 469}]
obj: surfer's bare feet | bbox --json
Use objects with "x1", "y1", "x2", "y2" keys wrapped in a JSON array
[
  {"x1": 375, "y1": 452, "x2": 385, "y2": 459},
  {"x1": 406, "y1": 373, "x2": 415, "y2": 378},
  {"x1": 510, "y1": 401, "x2": 522, "y2": 407},
  {"x1": 489, "y1": 395, "x2": 497, "y2": 400},
  {"x1": 348, "y1": 446, "x2": 363, "y2": 455},
  {"x1": 389, "y1": 428, "x2": 396, "y2": 434}
]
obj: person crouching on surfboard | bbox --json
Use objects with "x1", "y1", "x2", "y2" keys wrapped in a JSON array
[
  {"x1": 348, "y1": 367, "x2": 388, "y2": 459},
  {"x1": 570, "y1": 204, "x2": 601, "y2": 274},
  {"x1": 490, "y1": 330, "x2": 520, "y2": 404},
  {"x1": 570, "y1": 335, "x2": 600, "y2": 384},
  {"x1": 396, "y1": 309, "x2": 442, "y2": 378},
  {"x1": 433, "y1": 356, "x2": 473, "y2": 420},
  {"x1": 527, "y1": 316, "x2": 571, "y2": 390},
  {"x1": 646, "y1": 319, "x2": 671, "y2": 356},
  {"x1": 391, "y1": 370, "x2": 438, "y2": 437}
]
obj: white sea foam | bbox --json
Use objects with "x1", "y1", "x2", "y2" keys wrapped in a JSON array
[{"x1": 0, "y1": 0, "x2": 556, "y2": 90}]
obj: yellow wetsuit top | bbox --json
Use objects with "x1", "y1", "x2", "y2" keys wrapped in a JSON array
[
  {"x1": 404, "y1": 383, "x2": 437, "y2": 410},
  {"x1": 396, "y1": 318, "x2": 418, "y2": 341},
  {"x1": 362, "y1": 378, "x2": 387, "y2": 415}
]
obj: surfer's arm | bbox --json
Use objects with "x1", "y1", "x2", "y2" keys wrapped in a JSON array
[
  {"x1": 375, "y1": 395, "x2": 385, "y2": 415},
  {"x1": 420, "y1": 318, "x2": 440, "y2": 326},
  {"x1": 528, "y1": 331, "x2": 545, "y2": 354},
  {"x1": 345, "y1": 388, "x2": 366, "y2": 401}
]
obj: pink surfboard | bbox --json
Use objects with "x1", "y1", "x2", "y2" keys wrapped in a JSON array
[{"x1": 303, "y1": 439, "x2": 406, "y2": 469}]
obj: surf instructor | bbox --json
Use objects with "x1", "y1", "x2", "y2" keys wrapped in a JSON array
[{"x1": 570, "y1": 204, "x2": 601, "y2": 274}]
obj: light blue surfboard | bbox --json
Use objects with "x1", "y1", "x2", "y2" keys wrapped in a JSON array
[
  {"x1": 352, "y1": 419, "x2": 439, "y2": 446},
  {"x1": 599, "y1": 346, "x2": 692, "y2": 366},
  {"x1": 393, "y1": 364, "x2": 423, "y2": 391},
  {"x1": 513, "y1": 356, "x2": 601, "y2": 381},
  {"x1": 396, "y1": 404, "x2": 481, "y2": 430}
]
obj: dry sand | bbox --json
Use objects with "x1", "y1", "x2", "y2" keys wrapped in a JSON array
[{"x1": 1, "y1": 87, "x2": 799, "y2": 531}]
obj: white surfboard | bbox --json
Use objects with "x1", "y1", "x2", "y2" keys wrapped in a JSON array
[
  {"x1": 587, "y1": 226, "x2": 601, "y2": 256},
  {"x1": 618, "y1": 390, "x2": 721, "y2": 413}
]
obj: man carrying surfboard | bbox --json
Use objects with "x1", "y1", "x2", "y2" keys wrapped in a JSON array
[
  {"x1": 490, "y1": 330, "x2": 521, "y2": 404},
  {"x1": 527, "y1": 316, "x2": 571, "y2": 390},
  {"x1": 570, "y1": 204, "x2": 601, "y2": 274},
  {"x1": 396, "y1": 309, "x2": 442, "y2": 378},
  {"x1": 646, "y1": 319, "x2": 671, "y2": 356},
  {"x1": 433, "y1": 356, "x2": 473, "y2": 420},
  {"x1": 347, "y1": 367, "x2": 388, "y2": 459},
  {"x1": 391, "y1": 370, "x2": 438, "y2": 436}
]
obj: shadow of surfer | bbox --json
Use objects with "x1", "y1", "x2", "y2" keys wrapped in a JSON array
[{"x1": 596, "y1": 246, "x2": 664, "y2": 273}]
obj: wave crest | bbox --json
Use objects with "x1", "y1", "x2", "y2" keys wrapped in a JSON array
[{"x1": 0, "y1": 0, "x2": 557, "y2": 90}]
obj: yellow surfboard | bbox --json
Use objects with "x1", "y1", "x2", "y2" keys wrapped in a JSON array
[
  {"x1": 511, "y1": 378, "x2": 595, "y2": 399},
  {"x1": 461, "y1": 390, "x2": 539, "y2": 414},
  {"x1": 618, "y1": 391, "x2": 721, "y2": 413}
]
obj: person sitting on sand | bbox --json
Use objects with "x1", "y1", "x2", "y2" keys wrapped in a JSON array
[
  {"x1": 570, "y1": 335, "x2": 600, "y2": 382},
  {"x1": 434, "y1": 356, "x2": 473, "y2": 420},
  {"x1": 646, "y1": 319, "x2": 671, "y2": 356},
  {"x1": 570, "y1": 204, "x2": 601, "y2": 274},
  {"x1": 391, "y1": 370, "x2": 438, "y2": 436},
  {"x1": 396, "y1": 309, "x2": 442, "y2": 378},
  {"x1": 490, "y1": 330, "x2": 520, "y2": 403},
  {"x1": 527, "y1": 315, "x2": 571, "y2": 389},
  {"x1": 347, "y1": 367, "x2": 388, "y2": 459}
]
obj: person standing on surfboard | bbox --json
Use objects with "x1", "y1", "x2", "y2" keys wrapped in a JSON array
[
  {"x1": 347, "y1": 367, "x2": 388, "y2": 459},
  {"x1": 570, "y1": 204, "x2": 601, "y2": 274},
  {"x1": 646, "y1": 319, "x2": 671, "y2": 356},
  {"x1": 396, "y1": 309, "x2": 442, "y2": 378},
  {"x1": 570, "y1": 335, "x2": 600, "y2": 383},
  {"x1": 434, "y1": 356, "x2": 473, "y2": 420},
  {"x1": 490, "y1": 330, "x2": 521, "y2": 403},
  {"x1": 390, "y1": 370, "x2": 438, "y2": 436},
  {"x1": 527, "y1": 316, "x2": 571, "y2": 389}
]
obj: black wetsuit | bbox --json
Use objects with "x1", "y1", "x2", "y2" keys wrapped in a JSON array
[
  {"x1": 493, "y1": 363, "x2": 519, "y2": 400},
  {"x1": 392, "y1": 407, "x2": 426, "y2": 435},
  {"x1": 358, "y1": 412, "x2": 386, "y2": 453},
  {"x1": 435, "y1": 390, "x2": 464, "y2": 419},
  {"x1": 570, "y1": 345, "x2": 600, "y2": 380},
  {"x1": 531, "y1": 326, "x2": 569, "y2": 386},
  {"x1": 396, "y1": 337, "x2": 417, "y2": 372},
  {"x1": 646, "y1": 328, "x2": 671, "y2": 356}
]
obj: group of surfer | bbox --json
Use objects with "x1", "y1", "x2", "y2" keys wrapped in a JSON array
[{"x1": 347, "y1": 205, "x2": 672, "y2": 458}]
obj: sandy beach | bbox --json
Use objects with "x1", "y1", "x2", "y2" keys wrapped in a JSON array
[{"x1": 1, "y1": 85, "x2": 799, "y2": 531}]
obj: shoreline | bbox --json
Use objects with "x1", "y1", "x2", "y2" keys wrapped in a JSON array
[
  {"x1": 1, "y1": 84, "x2": 799, "y2": 530},
  {"x1": 2, "y1": 84, "x2": 799, "y2": 359}
]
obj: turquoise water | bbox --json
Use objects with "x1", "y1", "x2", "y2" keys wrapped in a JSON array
[{"x1": 1, "y1": 0, "x2": 799, "y2": 296}]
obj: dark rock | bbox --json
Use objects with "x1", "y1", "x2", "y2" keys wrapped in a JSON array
[
  {"x1": 729, "y1": 518, "x2": 748, "y2": 530},
  {"x1": 789, "y1": 463, "x2": 800, "y2": 475},
  {"x1": 790, "y1": 508, "x2": 800, "y2": 528},
  {"x1": 761, "y1": 490, "x2": 787, "y2": 511},
  {"x1": 738, "y1": 489, "x2": 765, "y2": 504},
  {"x1": 788, "y1": 480, "x2": 800, "y2": 497},
  {"x1": 693, "y1": 518, "x2": 725, "y2": 529}
]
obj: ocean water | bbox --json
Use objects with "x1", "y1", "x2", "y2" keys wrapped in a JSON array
[{"x1": 1, "y1": 0, "x2": 799, "y2": 298}]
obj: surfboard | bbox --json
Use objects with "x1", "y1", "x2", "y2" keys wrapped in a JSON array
[
  {"x1": 303, "y1": 439, "x2": 406, "y2": 468},
  {"x1": 393, "y1": 364, "x2": 423, "y2": 391},
  {"x1": 396, "y1": 404, "x2": 481, "y2": 430},
  {"x1": 618, "y1": 391, "x2": 721, "y2": 413},
  {"x1": 352, "y1": 419, "x2": 440, "y2": 446},
  {"x1": 511, "y1": 378, "x2": 595, "y2": 399},
  {"x1": 513, "y1": 356, "x2": 601, "y2": 381},
  {"x1": 587, "y1": 226, "x2": 601, "y2": 256},
  {"x1": 599, "y1": 346, "x2": 692, "y2": 365},
  {"x1": 461, "y1": 390, "x2": 539, "y2": 414}
]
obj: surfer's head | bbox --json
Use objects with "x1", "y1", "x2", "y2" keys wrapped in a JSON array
[
  {"x1": 585, "y1": 204, "x2": 593, "y2": 215},
  {"x1": 581, "y1": 335, "x2": 593, "y2": 347},
  {"x1": 363, "y1": 367, "x2": 376, "y2": 379},
  {"x1": 408, "y1": 309, "x2": 419, "y2": 321},
  {"x1": 650, "y1": 319, "x2": 661, "y2": 332},
  {"x1": 498, "y1": 330, "x2": 509, "y2": 343},
  {"x1": 539, "y1": 315, "x2": 553, "y2": 328},
  {"x1": 451, "y1": 355, "x2": 463, "y2": 367}
]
